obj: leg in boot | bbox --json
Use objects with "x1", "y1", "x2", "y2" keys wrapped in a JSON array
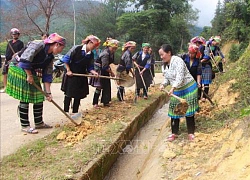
[
  {"x1": 93, "y1": 89, "x2": 101, "y2": 108},
  {"x1": 117, "y1": 86, "x2": 124, "y2": 101}
]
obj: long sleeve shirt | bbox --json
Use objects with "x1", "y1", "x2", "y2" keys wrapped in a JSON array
[
  {"x1": 161, "y1": 55, "x2": 194, "y2": 89},
  {"x1": 18, "y1": 40, "x2": 53, "y2": 83}
]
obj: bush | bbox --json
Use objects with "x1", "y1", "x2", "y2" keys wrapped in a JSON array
[{"x1": 229, "y1": 44, "x2": 240, "y2": 62}]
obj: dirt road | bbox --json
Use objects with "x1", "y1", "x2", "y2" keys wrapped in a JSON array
[{"x1": 0, "y1": 73, "x2": 164, "y2": 159}]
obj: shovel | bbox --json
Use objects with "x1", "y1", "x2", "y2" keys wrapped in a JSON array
[
  {"x1": 32, "y1": 82, "x2": 81, "y2": 126},
  {"x1": 162, "y1": 89, "x2": 189, "y2": 115},
  {"x1": 199, "y1": 87, "x2": 215, "y2": 106}
]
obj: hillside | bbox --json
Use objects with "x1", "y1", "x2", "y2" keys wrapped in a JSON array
[{"x1": 159, "y1": 42, "x2": 250, "y2": 179}]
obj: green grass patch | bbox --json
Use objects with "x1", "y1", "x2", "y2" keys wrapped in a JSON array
[{"x1": 0, "y1": 89, "x2": 163, "y2": 179}]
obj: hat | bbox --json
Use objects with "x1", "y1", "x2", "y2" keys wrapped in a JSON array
[
  {"x1": 103, "y1": 38, "x2": 119, "y2": 48},
  {"x1": 82, "y1": 35, "x2": 101, "y2": 47},
  {"x1": 10, "y1": 28, "x2": 20, "y2": 35},
  {"x1": 44, "y1": 33, "x2": 66, "y2": 46},
  {"x1": 124, "y1": 41, "x2": 136, "y2": 48},
  {"x1": 142, "y1": 43, "x2": 150, "y2": 48}
]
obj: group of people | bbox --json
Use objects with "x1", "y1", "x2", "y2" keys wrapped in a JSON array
[
  {"x1": 160, "y1": 35, "x2": 225, "y2": 141},
  {"x1": 1, "y1": 29, "x2": 156, "y2": 134},
  {"x1": 1, "y1": 28, "x2": 225, "y2": 142}
]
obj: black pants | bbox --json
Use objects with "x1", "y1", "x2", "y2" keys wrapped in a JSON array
[
  {"x1": 218, "y1": 62, "x2": 223, "y2": 72},
  {"x1": 19, "y1": 101, "x2": 44, "y2": 127},
  {"x1": 171, "y1": 116, "x2": 195, "y2": 134},
  {"x1": 64, "y1": 96, "x2": 80, "y2": 113}
]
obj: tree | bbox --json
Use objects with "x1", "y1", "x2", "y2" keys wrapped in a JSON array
[{"x1": 1, "y1": 0, "x2": 68, "y2": 40}]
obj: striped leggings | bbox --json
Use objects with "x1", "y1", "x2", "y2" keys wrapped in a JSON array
[{"x1": 18, "y1": 101, "x2": 44, "y2": 127}]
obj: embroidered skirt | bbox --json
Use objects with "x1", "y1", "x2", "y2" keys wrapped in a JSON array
[
  {"x1": 89, "y1": 62, "x2": 101, "y2": 88},
  {"x1": 6, "y1": 63, "x2": 44, "y2": 103},
  {"x1": 168, "y1": 80, "x2": 199, "y2": 119},
  {"x1": 201, "y1": 64, "x2": 212, "y2": 84}
]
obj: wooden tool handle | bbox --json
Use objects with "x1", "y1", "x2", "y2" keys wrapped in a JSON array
[
  {"x1": 161, "y1": 89, "x2": 186, "y2": 102},
  {"x1": 32, "y1": 82, "x2": 80, "y2": 126},
  {"x1": 72, "y1": 73, "x2": 122, "y2": 80}
]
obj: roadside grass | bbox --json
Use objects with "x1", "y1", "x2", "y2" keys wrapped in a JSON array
[{"x1": 0, "y1": 89, "x2": 163, "y2": 179}]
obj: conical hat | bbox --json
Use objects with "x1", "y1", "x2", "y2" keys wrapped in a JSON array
[{"x1": 116, "y1": 72, "x2": 134, "y2": 87}]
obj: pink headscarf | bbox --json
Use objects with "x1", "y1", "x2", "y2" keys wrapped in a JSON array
[
  {"x1": 44, "y1": 33, "x2": 66, "y2": 46},
  {"x1": 82, "y1": 35, "x2": 101, "y2": 47},
  {"x1": 190, "y1": 36, "x2": 206, "y2": 45}
]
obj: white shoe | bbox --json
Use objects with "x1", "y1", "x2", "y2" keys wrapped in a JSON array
[{"x1": 0, "y1": 89, "x2": 6, "y2": 93}]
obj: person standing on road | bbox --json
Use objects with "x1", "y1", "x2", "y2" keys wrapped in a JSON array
[
  {"x1": 159, "y1": 44, "x2": 199, "y2": 141},
  {"x1": 6, "y1": 33, "x2": 66, "y2": 134},
  {"x1": 61, "y1": 35, "x2": 100, "y2": 116},
  {"x1": 116, "y1": 41, "x2": 136, "y2": 101},
  {"x1": 91, "y1": 38, "x2": 119, "y2": 108},
  {"x1": 133, "y1": 43, "x2": 152, "y2": 99},
  {"x1": 1, "y1": 28, "x2": 24, "y2": 93}
]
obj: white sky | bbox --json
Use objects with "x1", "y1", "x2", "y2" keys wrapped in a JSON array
[{"x1": 191, "y1": 0, "x2": 219, "y2": 27}]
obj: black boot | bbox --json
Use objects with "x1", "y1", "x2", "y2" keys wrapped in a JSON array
[{"x1": 117, "y1": 86, "x2": 124, "y2": 101}]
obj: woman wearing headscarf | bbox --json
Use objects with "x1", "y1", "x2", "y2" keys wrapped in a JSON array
[
  {"x1": 92, "y1": 38, "x2": 119, "y2": 108},
  {"x1": 181, "y1": 43, "x2": 202, "y2": 99},
  {"x1": 159, "y1": 44, "x2": 199, "y2": 141},
  {"x1": 116, "y1": 41, "x2": 136, "y2": 101},
  {"x1": 200, "y1": 36, "x2": 225, "y2": 101},
  {"x1": 61, "y1": 35, "x2": 100, "y2": 116},
  {"x1": 6, "y1": 33, "x2": 66, "y2": 134},
  {"x1": 132, "y1": 43, "x2": 152, "y2": 99}
]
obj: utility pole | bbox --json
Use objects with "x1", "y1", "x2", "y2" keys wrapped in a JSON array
[{"x1": 72, "y1": 0, "x2": 76, "y2": 46}]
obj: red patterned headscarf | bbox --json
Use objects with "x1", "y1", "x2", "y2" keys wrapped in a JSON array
[
  {"x1": 82, "y1": 35, "x2": 101, "y2": 47},
  {"x1": 188, "y1": 43, "x2": 199, "y2": 53}
]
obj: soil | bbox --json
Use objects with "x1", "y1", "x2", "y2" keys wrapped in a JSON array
[
  {"x1": 1, "y1": 69, "x2": 250, "y2": 180},
  {"x1": 0, "y1": 72, "x2": 164, "y2": 159},
  {"x1": 105, "y1": 77, "x2": 250, "y2": 180}
]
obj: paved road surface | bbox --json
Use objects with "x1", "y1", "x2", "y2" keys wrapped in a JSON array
[{"x1": 0, "y1": 73, "x2": 164, "y2": 159}]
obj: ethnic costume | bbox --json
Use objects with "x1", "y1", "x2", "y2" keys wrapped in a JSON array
[
  {"x1": 132, "y1": 43, "x2": 152, "y2": 98},
  {"x1": 6, "y1": 33, "x2": 66, "y2": 131},
  {"x1": 162, "y1": 56, "x2": 199, "y2": 118},
  {"x1": 181, "y1": 44, "x2": 202, "y2": 99},
  {"x1": 92, "y1": 39, "x2": 119, "y2": 107},
  {"x1": 61, "y1": 45, "x2": 95, "y2": 113},
  {"x1": 161, "y1": 51, "x2": 199, "y2": 140},
  {"x1": 116, "y1": 41, "x2": 136, "y2": 101}
]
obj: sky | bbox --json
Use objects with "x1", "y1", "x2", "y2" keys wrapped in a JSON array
[{"x1": 190, "y1": 0, "x2": 219, "y2": 27}]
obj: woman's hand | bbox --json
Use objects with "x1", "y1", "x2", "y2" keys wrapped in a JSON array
[
  {"x1": 27, "y1": 75, "x2": 34, "y2": 84},
  {"x1": 46, "y1": 93, "x2": 52, "y2": 102},
  {"x1": 169, "y1": 87, "x2": 175, "y2": 96},
  {"x1": 66, "y1": 70, "x2": 73, "y2": 76},
  {"x1": 110, "y1": 71, "x2": 115, "y2": 77}
]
